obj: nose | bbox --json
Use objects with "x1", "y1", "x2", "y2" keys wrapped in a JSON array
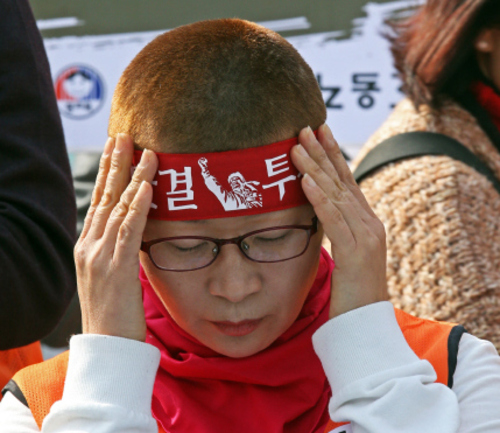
[{"x1": 207, "y1": 244, "x2": 262, "y2": 303}]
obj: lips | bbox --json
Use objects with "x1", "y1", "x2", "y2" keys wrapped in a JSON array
[{"x1": 211, "y1": 319, "x2": 263, "y2": 337}]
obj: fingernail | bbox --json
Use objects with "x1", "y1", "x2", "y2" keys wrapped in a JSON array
[
  {"x1": 138, "y1": 180, "x2": 150, "y2": 196},
  {"x1": 114, "y1": 137, "x2": 124, "y2": 153},
  {"x1": 322, "y1": 124, "x2": 334, "y2": 141},
  {"x1": 103, "y1": 137, "x2": 114, "y2": 156},
  {"x1": 304, "y1": 173, "x2": 317, "y2": 187},
  {"x1": 115, "y1": 133, "x2": 130, "y2": 153},
  {"x1": 140, "y1": 149, "x2": 151, "y2": 164},
  {"x1": 305, "y1": 126, "x2": 315, "y2": 140},
  {"x1": 296, "y1": 144, "x2": 308, "y2": 157}
]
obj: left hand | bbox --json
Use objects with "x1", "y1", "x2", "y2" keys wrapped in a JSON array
[
  {"x1": 75, "y1": 134, "x2": 158, "y2": 341},
  {"x1": 291, "y1": 124, "x2": 388, "y2": 319}
]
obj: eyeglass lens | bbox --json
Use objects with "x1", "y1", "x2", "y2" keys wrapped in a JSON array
[{"x1": 149, "y1": 228, "x2": 311, "y2": 271}]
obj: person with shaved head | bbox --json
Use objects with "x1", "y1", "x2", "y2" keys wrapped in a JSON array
[{"x1": 1, "y1": 18, "x2": 500, "y2": 433}]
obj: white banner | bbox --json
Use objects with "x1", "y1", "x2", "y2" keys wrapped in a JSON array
[{"x1": 44, "y1": 0, "x2": 417, "y2": 159}]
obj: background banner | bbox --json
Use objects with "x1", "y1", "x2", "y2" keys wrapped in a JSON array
[{"x1": 35, "y1": 0, "x2": 423, "y2": 159}]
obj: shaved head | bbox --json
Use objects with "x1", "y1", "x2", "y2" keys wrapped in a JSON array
[{"x1": 109, "y1": 19, "x2": 326, "y2": 153}]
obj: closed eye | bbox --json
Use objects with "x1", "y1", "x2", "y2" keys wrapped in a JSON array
[
  {"x1": 253, "y1": 230, "x2": 291, "y2": 243},
  {"x1": 165, "y1": 240, "x2": 210, "y2": 253}
]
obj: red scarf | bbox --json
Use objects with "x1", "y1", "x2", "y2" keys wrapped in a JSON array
[
  {"x1": 471, "y1": 80, "x2": 500, "y2": 132},
  {"x1": 141, "y1": 248, "x2": 333, "y2": 433}
]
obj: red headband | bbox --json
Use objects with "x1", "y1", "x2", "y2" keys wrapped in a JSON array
[{"x1": 133, "y1": 135, "x2": 312, "y2": 221}]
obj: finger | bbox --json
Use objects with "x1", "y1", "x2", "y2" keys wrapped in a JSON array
[
  {"x1": 104, "y1": 149, "x2": 158, "y2": 242},
  {"x1": 114, "y1": 180, "x2": 153, "y2": 265},
  {"x1": 88, "y1": 134, "x2": 134, "y2": 240},
  {"x1": 80, "y1": 137, "x2": 115, "y2": 240},
  {"x1": 301, "y1": 173, "x2": 356, "y2": 254},
  {"x1": 316, "y1": 125, "x2": 352, "y2": 184},
  {"x1": 318, "y1": 124, "x2": 377, "y2": 218},
  {"x1": 298, "y1": 126, "x2": 343, "y2": 191},
  {"x1": 292, "y1": 141, "x2": 370, "y2": 233}
]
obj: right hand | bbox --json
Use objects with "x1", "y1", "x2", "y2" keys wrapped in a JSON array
[
  {"x1": 291, "y1": 125, "x2": 388, "y2": 320},
  {"x1": 74, "y1": 134, "x2": 158, "y2": 341}
]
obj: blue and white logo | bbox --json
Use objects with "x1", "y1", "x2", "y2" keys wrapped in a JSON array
[{"x1": 55, "y1": 65, "x2": 105, "y2": 120}]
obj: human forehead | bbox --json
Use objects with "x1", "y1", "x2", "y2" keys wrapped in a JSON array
[{"x1": 143, "y1": 205, "x2": 315, "y2": 239}]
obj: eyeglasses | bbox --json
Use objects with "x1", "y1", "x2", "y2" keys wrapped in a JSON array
[{"x1": 141, "y1": 217, "x2": 318, "y2": 272}]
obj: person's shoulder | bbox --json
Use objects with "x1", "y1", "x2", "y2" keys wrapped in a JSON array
[
  {"x1": 3, "y1": 351, "x2": 69, "y2": 428},
  {"x1": 352, "y1": 97, "x2": 484, "y2": 168}
]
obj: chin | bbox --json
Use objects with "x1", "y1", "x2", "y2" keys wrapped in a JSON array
[
  {"x1": 206, "y1": 334, "x2": 275, "y2": 358},
  {"x1": 212, "y1": 343, "x2": 269, "y2": 358}
]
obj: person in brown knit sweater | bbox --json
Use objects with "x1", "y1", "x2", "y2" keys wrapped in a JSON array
[{"x1": 352, "y1": 0, "x2": 500, "y2": 350}]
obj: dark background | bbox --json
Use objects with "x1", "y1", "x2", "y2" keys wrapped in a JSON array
[{"x1": 31, "y1": 0, "x2": 399, "y2": 39}]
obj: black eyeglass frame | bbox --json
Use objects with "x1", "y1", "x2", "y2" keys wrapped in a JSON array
[{"x1": 140, "y1": 216, "x2": 318, "y2": 272}]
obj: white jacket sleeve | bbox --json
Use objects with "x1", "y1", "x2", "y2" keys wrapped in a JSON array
[
  {"x1": 312, "y1": 301, "x2": 500, "y2": 433},
  {"x1": 0, "y1": 334, "x2": 161, "y2": 433}
]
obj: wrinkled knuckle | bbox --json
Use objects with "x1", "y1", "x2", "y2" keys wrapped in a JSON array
[
  {"x1": 90, "y1": 194, "x2": 99, "y2": 208},
  {"x1": 74, "y1": 244, "x2": 88, "y2": 267},
  {"x1": 90, "y1": 185, "x2": 103, "y2": 206},
  {"x1": 330, "y1": 186, "x2": 346, "y2": 202},
  {"x1": 82, "y1": 209, "x2": 94, "y2": 226},
  {"x1": 99, "y1": 188, "x2": 116, "y2": 208},
  {"x1": 128, "y1": 175, "x2": 142, "y2": 193},
  {"x1": 113, "y1": 201, "x2": 129, "y2": 219},
  {"x1": 130, "y1": 194, "x2": 145, "y2": 213},
  {"x1": 328, "y1": 208, "x2": 343, "y2": 224},
  {"x1": 98, "y1": 156, "x2": 109, "y2": 172},
  {"x1": 319, "y1": 194, "x2": 331, "y2": 207},
  {"x1": 110, "y1": 155, "x2": 122, "y2": 171},
  {"x1": 317, "y1": 151, "x2": 329, "y2": 165},
  {"x1": 131, "y1": 165, "x2": 145, "y2": 181},
  {"x1": 311, "y1": 164, "x2": 324, "y2": 177},
  {"x1": 338, "y1": 186, "x2": 350, "y2": 199},
  {"x1": 118, "y1": 222, "x2": 133, "y2": 243}
]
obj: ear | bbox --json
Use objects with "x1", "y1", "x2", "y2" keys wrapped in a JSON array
[{"x1": 475, "y1": 29, "x2": 495, "y2": 53}]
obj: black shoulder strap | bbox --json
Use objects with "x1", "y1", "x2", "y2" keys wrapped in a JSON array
[
  {"x1": 353, "y1": 131, "x2": 500, "y2": 194},
  {"x1": 1, "y1": 379, "x2": 28, "y2": 407},
  {"x1": 447, "y1": 325, "x2": 468, "y2": 389}
]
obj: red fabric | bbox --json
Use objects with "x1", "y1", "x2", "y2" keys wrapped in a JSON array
[
  {"x1": 141, "y1": 248, "x2": 334, "y2": 433},
  {"x1": 133, "y1": 134, "x2": 314, "y2": 221},
  {"x1": 471, "y1": 81, "x2": 500, "y2": 132}
]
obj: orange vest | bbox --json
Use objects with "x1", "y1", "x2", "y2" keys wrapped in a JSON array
[
  {"x1": 6, "y1": 309, "x2": 465, "y2": 432},
  {"x1": 0, "y1": 341, "x2": 43, "y2": 402}
]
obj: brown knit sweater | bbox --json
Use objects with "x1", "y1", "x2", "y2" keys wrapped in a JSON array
[{"x1": 350, "y1": 97, "x2": 500, "y2": 350}]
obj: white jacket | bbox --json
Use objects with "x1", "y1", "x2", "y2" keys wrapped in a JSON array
[{"x1": 1, "y1": 302, "x2": 499, "y2": 433}]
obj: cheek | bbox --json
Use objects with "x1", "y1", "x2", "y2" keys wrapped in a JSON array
[
  {"x1": 269, "y1": 243, "x2": 322, "y2": 319},
  {"x1": 140, "y1": 259, "x2": 201, "y2": 321}
]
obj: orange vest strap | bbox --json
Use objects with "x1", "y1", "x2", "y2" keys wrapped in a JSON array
[
  {"x1": 0, "y1": 341, "x2": 43, "y2": 401},
  {"x1": 394, "y1": 308, "x2": 459, "y2": 386},
  {"x1": 11, "y1": 351, "x2": 69, "y2": 428}
]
